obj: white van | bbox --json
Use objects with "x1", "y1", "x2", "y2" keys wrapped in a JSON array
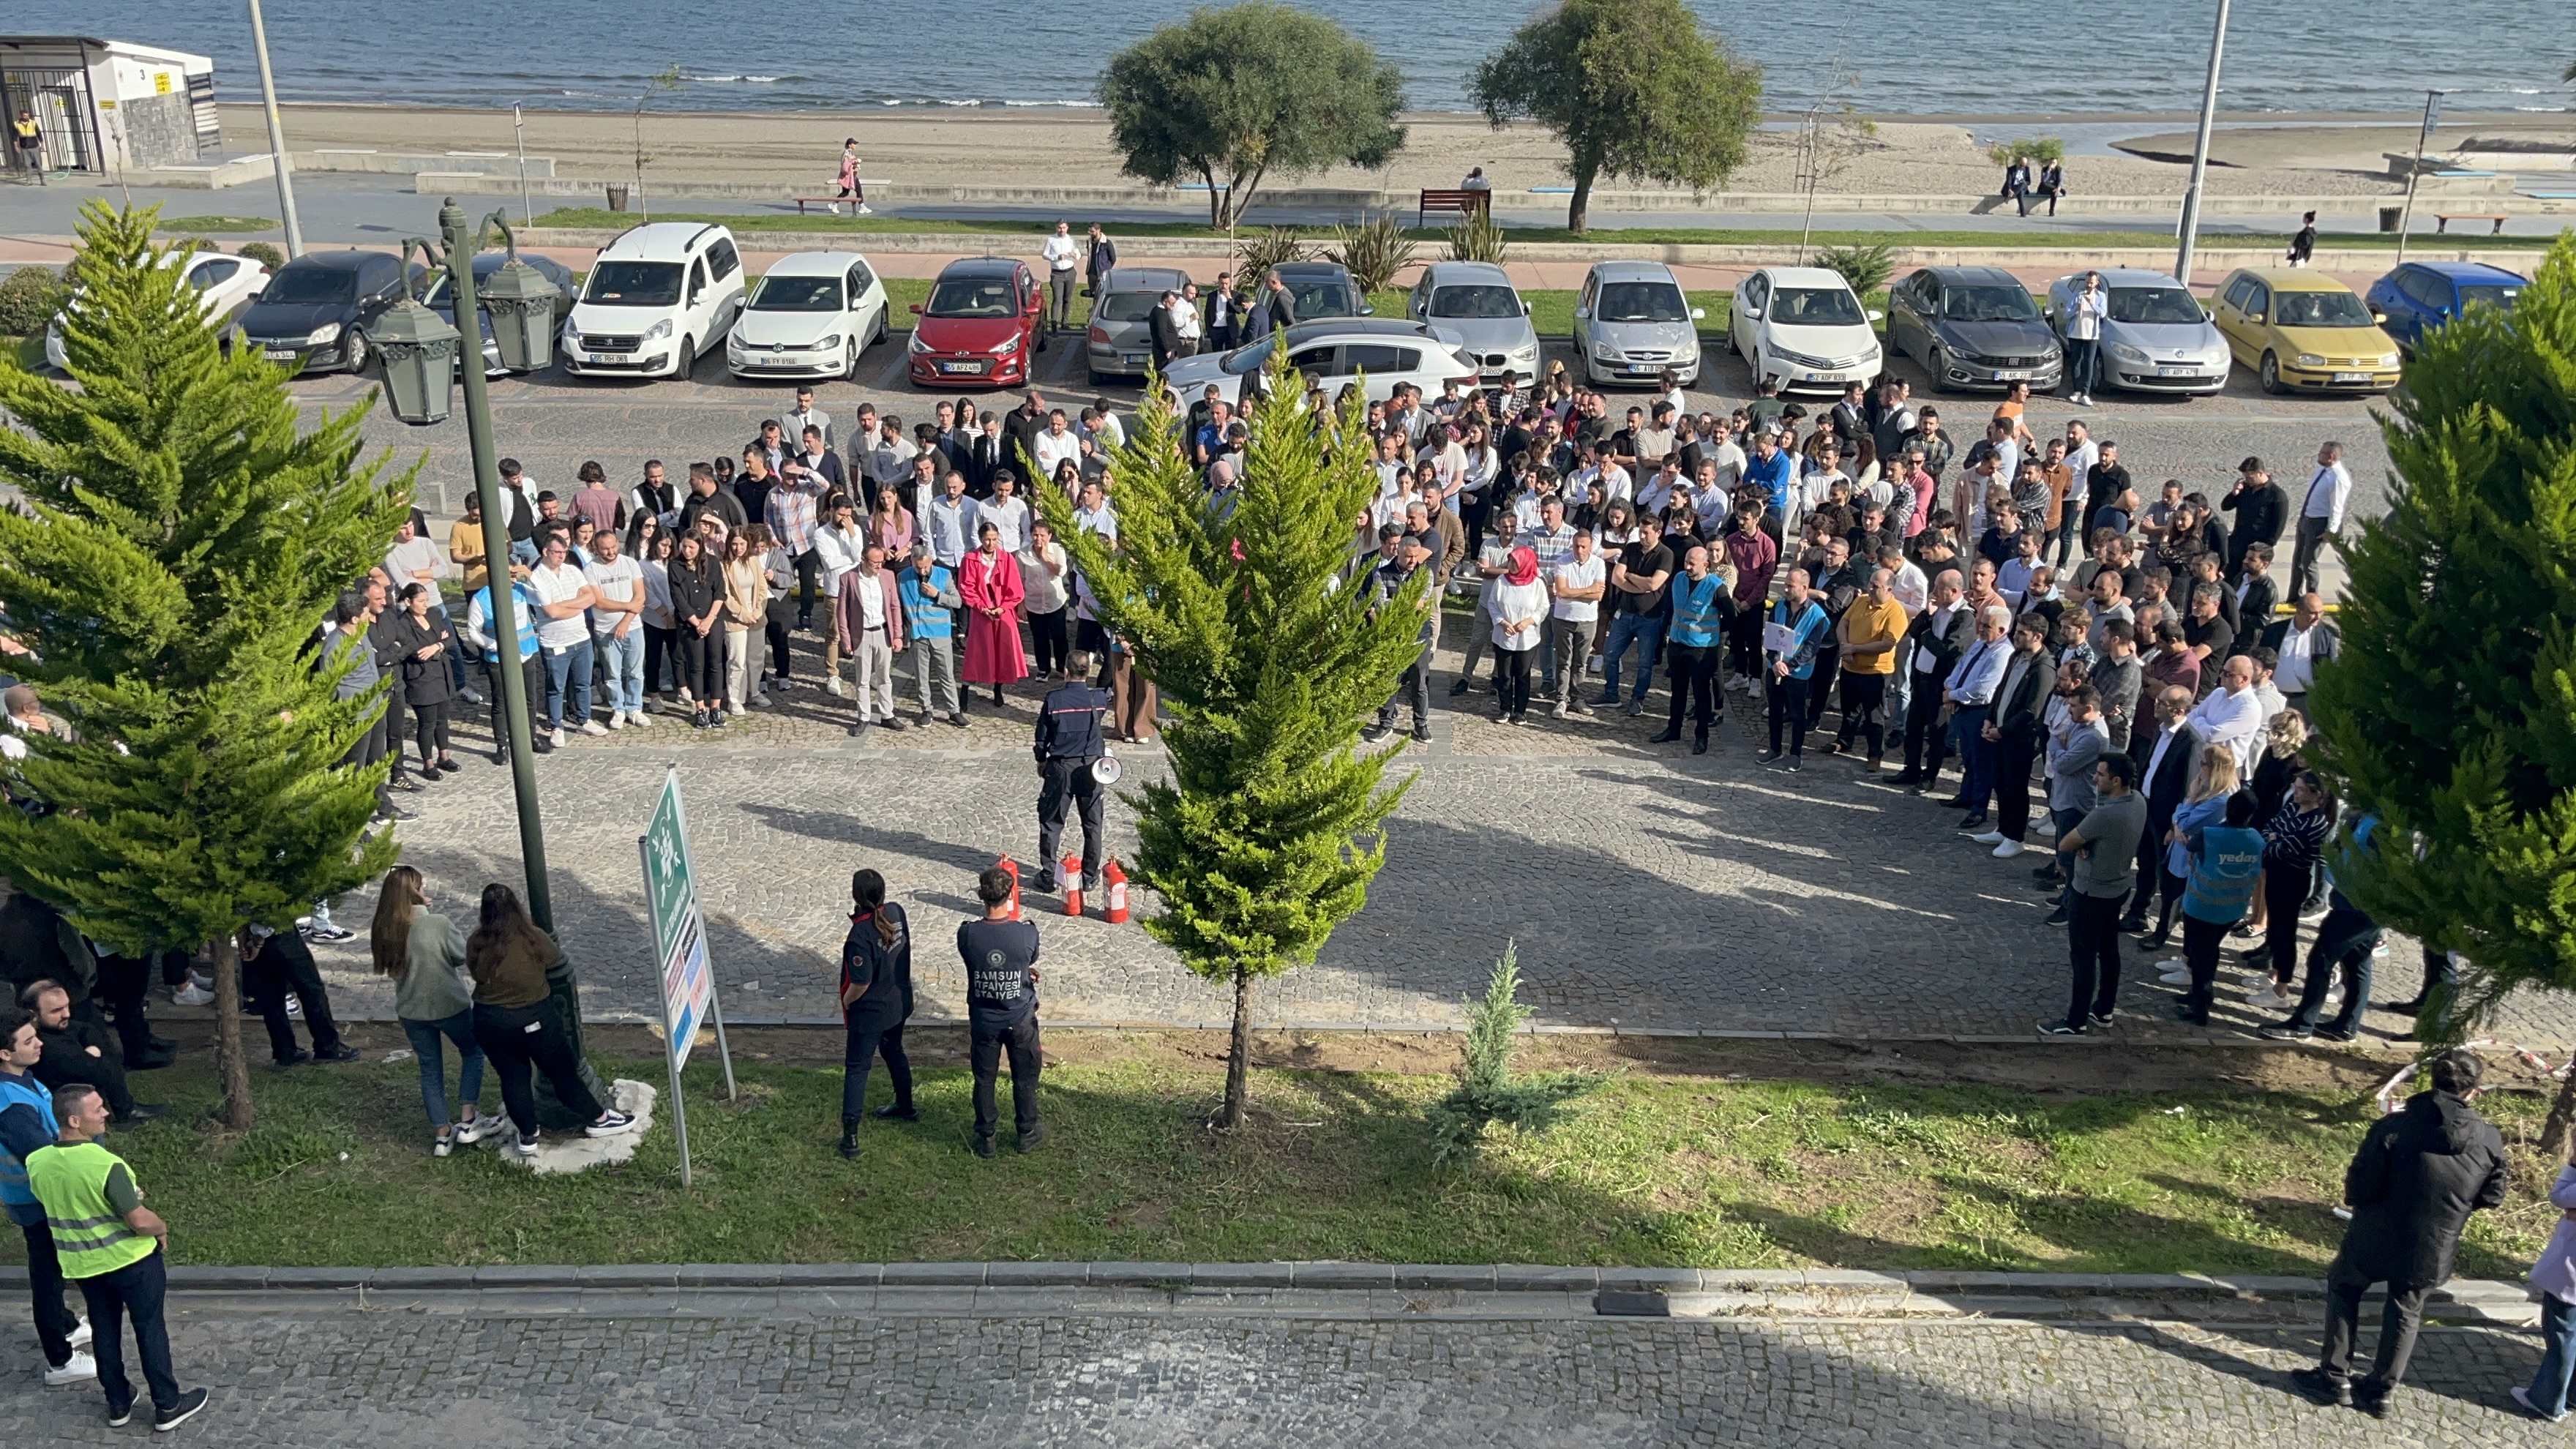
[{"x1": 561, "y1": 222, "x2": 747, "y2": 380}]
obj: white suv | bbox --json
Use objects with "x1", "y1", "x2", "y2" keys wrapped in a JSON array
[{"x1": 562, "y1": 222, "x2": 747, "y2": 379}]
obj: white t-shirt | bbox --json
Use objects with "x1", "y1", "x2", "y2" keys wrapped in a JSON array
[
  {"x1": 583, "y1": 555, "x2": 643, "y2": 638},
  {"x1": 978, "y1": 494, "x2": 1032, "y2": 554},
  {"x1": 1489, "y1": 579, "x2": 1548, "y2": 651},
  {"x1": 525, "y1": 561, "x2": 592, "y2": 651},
  {"x1": 1018, "y1": 540, "x2": 1070, "y2": 614},
  {"x1": 385, "y1": 536, "x2": 444, "y2": 610},
  {"x1": 1549, "y1": 553, "x2": 1606, "y2": 624},
  {"x1": 1041, "y1": 233, "x2": 1080, "y2": 274}
]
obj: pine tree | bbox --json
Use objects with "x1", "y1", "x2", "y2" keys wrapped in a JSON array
[
  {"x1": 1037, "y1": 354, "x2": 1426, "y2": 1128},
  {"x1": 0, "y1": 203, "x2": 412, "y2": 1128},
  {"x1": 2308, "y1": 233, "x2": 2576, "y2": 1142}
]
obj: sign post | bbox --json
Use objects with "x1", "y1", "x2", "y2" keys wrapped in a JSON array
[{"x1": 639, "y1": 765, "x2": 737, "y2": 1186}]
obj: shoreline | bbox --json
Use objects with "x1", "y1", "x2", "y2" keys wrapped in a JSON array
[{"x1": 251, "y1": 99, "x2": 2563, "y2": 125}]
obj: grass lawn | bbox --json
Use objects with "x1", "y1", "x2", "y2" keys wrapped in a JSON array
[
  {"x1": 18, "y1": 1038, "x2": 2553, "y2": 1276},
  {"x1": 533, "y1": 209, "x2": 2566, "y2": 253},
  {"x1": 151, "y1": 215, "x2": 279, "y2": 234}
]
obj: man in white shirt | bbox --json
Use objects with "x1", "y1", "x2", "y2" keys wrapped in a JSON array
[
  {"x1": 838, "y1": 543, "x2": 905, "y2": 734},
  {"x1": 524, "y1": 531, "x2": 601, "y2": 746},
  {"x1": 2062, "y1": 421, "x2": 2100, "y2": 501},
  {"x1": 812, "y1": 495, "x2": 869, "y2": 697},
  {"x1": 1634, "y1": 457, "x2": 1684, "y2": 518},
  {"x1": 583, "y1": 527, "x2": 648, "y2": 729},
  {"x1": 2288, "y1": 440, "x2": 2352, "y2": 599},
  {"x1": 862, "y1": 419, "x2": 919, "y2": 503},
  {"x1": 2184, "y1": 653, "x2": 2265, "y2": 779},
  {"x1": 1031, "y1": 412, "x2": 1082, "y2": 485},
  {"x1": 1547, "y1": 531, "x2": 1607, "y2": 719},
  {"x1": 978, "y1": 471, "x2": 1032, "y2": 555},
  {"x1": 2265, "y1": 591, "x2": 2337, "y2": 717},
  {"x1": 1071, "y1": 479, "x2": 1117, "y2": 543},
  {"x1": 1040, "y1": 220, "x2": 1082, "y2": 334}
]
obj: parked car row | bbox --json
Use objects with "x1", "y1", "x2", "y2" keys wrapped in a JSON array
[{"x1": 56, "y1": 219, "x2": 2526, "y2": 405}]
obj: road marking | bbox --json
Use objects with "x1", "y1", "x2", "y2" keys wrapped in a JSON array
[{"x1": 869, "y1": 337, "x2": 911, "y2": 392}]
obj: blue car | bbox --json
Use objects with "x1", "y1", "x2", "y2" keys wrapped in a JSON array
[{"x1": 2364, "y1": 260, "x2": 2526, "y2": 355}]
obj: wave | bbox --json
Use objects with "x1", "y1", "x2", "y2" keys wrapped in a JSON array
[{"x1": 686, "y1": 74, "x2": 785, "y2": 83}]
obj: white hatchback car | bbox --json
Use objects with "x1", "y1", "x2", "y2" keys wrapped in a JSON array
[
  {"x1": 1161, "y1": 318, "x2": 1480, "y2": 409},
  {"x1": 561, "y1": 222, "x2": 747, "y2": 380},
  {"x1": 46, "y1": 247, "x2": 269, "y2": 370},
  {"x1": 726, "y1": 250, "x2": 890, "y2": 381},
  {"x1": 1726, "y1": 266, "x2": 1884, "y2": 394}
]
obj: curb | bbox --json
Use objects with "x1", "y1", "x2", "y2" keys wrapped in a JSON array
[{"x1": 0, "y1": 1262, "x2": 2528, "y2": 1313}]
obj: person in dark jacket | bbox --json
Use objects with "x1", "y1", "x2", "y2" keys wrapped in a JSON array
[
  {"x1": 19, "y1": 981, "x2": 159, "y2": 1122},
  {"x1": 235, "y1": 926, "x2": 356, "y2": 1068},
  {"x1": 836, "y1": 869, "x2": 916, "y2": 1160},
  {"x1": 386, "y1": 583, "x2": 461, "y2": 777},
  {"x1": 2291, "y1": 1049, "x2": 2509, "y2": 1418},
  {"x1": 2220, "y1": 457, "x2": 2289, "y2": 575}
]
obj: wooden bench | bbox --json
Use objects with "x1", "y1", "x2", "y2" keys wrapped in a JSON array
[
  {"x1": 1418, "y1": 188, "x2": 1493, "y2": 228},
  {"x1": 789, "y1": 184, "x2": 890, "y2": 216},
  {"x1": 2434, "y1": 212, "x2": 2509, "y2": 235}
]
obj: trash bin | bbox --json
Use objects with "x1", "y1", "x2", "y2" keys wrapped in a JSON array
[
  {"x1": 606, "y1": 184, "x2": 630, "y2": 212},
  {"x1": 2378, "y1": 206, "x2": 2403, "y2": 233}
]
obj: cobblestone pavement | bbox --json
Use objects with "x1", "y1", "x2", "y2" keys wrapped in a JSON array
[
  {"x1": 0, "y1": 1306, "x2": 2556, "y2": 1447},
  {"x1": 310, "y1": 609, "x2": 2576, "y2": 1051}
]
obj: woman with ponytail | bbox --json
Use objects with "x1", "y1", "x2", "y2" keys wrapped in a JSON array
[{"x1": 836, "y1": 869, "x2": 917, "y2": 1159}]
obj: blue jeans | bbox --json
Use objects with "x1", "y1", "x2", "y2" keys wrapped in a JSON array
[
  {"x1": 1954, "y1": 705, "x2": 1994, "y2": 809},
  {"x1": 1599, "y1": 613, "x2": 1663, "y2": 703},
  {"x1": 401, "y1": 1010, "x2": 487, "y2": 1130},
  {"x1": 2531, "y1": 1292, "x2": 2576, "y2": 1420},
  {"x1": 2065, "y1": 337, "x2": 2100, "y2": 395},
  {"x1": 540, "y1": 639, "x2": 594, "y2": 730},
  {"x1": 594, "y1": 628, "x2": 644, "y2": 714}
]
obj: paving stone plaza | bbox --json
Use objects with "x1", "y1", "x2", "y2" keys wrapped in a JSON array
[{"x1": 0, "y1": 1299, "x2": 2555, "y2": 1447}]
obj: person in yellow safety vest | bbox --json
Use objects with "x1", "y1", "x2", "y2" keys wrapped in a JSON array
[
  {"x1": 10, "y1": 110, "x2": 41, "y2": 185},
  {"x1": 23, "y1": 1082, "x2": 206, "y2": 1431},
  {"x1": 0, "y1": 1006, "x2": 96, "y2": 1385}
]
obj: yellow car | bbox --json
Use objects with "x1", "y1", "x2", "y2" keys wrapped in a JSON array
[{"x1": 2209, "y1": 268, "x2": 2401, "y2": 394}]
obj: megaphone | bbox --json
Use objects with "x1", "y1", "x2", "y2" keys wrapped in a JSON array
[{"x1": 1090, "y1": 746, "x2": 1122, "y2": 785}]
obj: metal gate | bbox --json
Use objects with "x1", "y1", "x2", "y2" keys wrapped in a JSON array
[{"x1": 0, "y1": 65, "x2": 98, "y2": 173}]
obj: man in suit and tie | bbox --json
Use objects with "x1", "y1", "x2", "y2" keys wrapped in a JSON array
[
  {"x1": 2288, "y1": 441, "x2": 2351, "y2": 599},
  {"x1": 1967, "y1": 613, "x2": 2053, "y2": 857},
  {"x1": 1892, "y1": 569, "x2": 1973, "y2": 790},
  {"x1": 1204, "y1": 272, "x2": 1241, "y2": 352},
  {"x1": 2122, "y1": 684, "x2": 2200, "y2": 940}
]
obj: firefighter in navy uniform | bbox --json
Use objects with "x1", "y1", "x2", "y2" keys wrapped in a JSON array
[{"x1": 1033, "y1": 655, "x2": 1112, "y2": 894}]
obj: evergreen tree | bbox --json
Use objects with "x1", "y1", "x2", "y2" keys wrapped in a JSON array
[
  {"x1": 1037, "y1": 355, "x2": 1426, "y2": 1128},
  {"x1": 0, "y1": 203, "x2": 411, "y2": 1128},
  {"x1": 2308, "y1": 234, "x2": 2576, "y2": 1141}
]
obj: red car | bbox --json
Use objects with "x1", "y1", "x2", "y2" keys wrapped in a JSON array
[{"x1": 907, "y1": 256, "x2": 1046, "y2": 388}]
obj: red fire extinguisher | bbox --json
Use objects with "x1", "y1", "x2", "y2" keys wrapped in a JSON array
[
  {"x1": 1104, "y1": 859, "x2": 1129, "y2": 924},
  {"x1": 996, "y1": 855, "x2": 1022, "y2": 921},
  {"x1": 1061, "y1": 855, "x2": 1085, "y2": 916}
]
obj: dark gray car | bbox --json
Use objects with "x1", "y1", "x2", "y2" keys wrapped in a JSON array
[
  {"x1": 1886, "y1": 266, "x2": 2064, "y2": 394},
  {"x1": 1085, "y1": 265, "x2": 1191, "y2": 383}
]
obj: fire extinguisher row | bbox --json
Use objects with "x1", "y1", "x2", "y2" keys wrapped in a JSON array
[{"x1": 990, "y1": 855, "x2": 1131, "y2": 924}]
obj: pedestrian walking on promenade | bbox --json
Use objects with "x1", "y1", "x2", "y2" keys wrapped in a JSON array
[
  {"x1": 465, "y1": 884, "x2": 636, "y2": 1157},
  {"x1": 2517, "y1": 1131, "x2": 2576, "y2": 1421},
  {"x1": 25, "y1": 1083, "x2": 209, "y2": 1431},
  {"x1": 369, "y1": 866, "x2": 496, "y2": 1156},
  {"x1": 1041, "y1": 220, "x2": 1081, "y2": 333},
  {"x1": 831, "y1": 138, "x2": 868, "y2": 215},
  {"x1": 837, "y1": 869, "x2": 917, "y2": 1160},
  {"x1": 0, "y1": 1006, "x2": 94, "y2": 1388},
  {"x1": 2289, "y1": 1049, "x2": 2507, "y2": 1420},
  {"x1": 956, "y1": 866, "x2": 1044, "y2": 1158}
]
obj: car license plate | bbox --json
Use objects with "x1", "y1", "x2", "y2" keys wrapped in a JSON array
[
  {"x1": 2332, "y1": 371, "x2": 2370, "y2": 383},
  {"x1": 1625, "y1": 363, "x2": 1658, "y2": 374},
  {"x1": 263, "y1": 347, "x2": 299, "y2": 361},
  {"x1": 2156, "y1": 367, "x2": 2198, "y2": 378},
  {"x1": 1994, "y1": 370, "x2": 2031, "y2": 381},
  {"x1": 940, "y1": 361, "x2": 983, "y2": 375},
  {"x1": 1123, "y1": 353, "x2": 1146, "y2": 365}
]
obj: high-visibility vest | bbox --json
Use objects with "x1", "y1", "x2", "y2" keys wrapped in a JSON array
[
  {"x1": 24, "y1": 1141, "x2": 155, "y2": 1279},
  {"x1": 10, "y1": 119, "x2": 37, "y2": 143},
  {"x1": 0, "y1": 1072, "x2": 57, "y2": 1210}
]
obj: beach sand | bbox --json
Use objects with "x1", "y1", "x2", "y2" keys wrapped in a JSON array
[{"x1": 220, "y1": 104, "x2": 2409, "y2": 201}]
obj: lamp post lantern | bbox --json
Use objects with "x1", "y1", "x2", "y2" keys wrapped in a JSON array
[{"x1": 370, "y1": 241, "x2": 463, "y2": 426}]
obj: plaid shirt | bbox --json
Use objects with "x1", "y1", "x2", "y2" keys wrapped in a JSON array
[{"x1": 764, "y1": 473, "x2": 827, "y2": 555}]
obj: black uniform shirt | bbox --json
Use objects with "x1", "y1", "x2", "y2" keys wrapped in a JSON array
[
  {"x1": 956, "y1": 917, "x2": 1040, "y2": 1022},
  {"x1": 1035, "y1": 681, "x2": 1111, "y2": 761}
]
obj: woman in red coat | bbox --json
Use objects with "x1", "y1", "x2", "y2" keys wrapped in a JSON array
[{"x1": 958, "y1": 520, "x2": 1028, "y2": 702}]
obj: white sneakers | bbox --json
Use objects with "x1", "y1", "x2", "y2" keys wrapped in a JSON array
[
  {"x1": 579, "y1": 720, "x2": 608, "y2": 737},
  {"x1": 69, "y1": 1318, "x2": 90, "y2": 1350},
  {"x1": 1991, "y1": 839, "x2": 2025, "y2": 858},
  {"x1": 173, "y1": 983, "x2": 214, "y2": 1007},
  {"x1": 628, "y1": 708, "x2": 652, "y2": 727},
  {"x1": 44, "y1": 1351, "x2": 95, "y2": 1385},
  {"x1": 606, "y1": 712, "x2": 626, "y2": 731},
  {"x1": 454, "y1": 1113, "x2": 504, "y2": 1145},
  {"x1": 1969, "y1": 830, "x2": 2006, "y2": 845},
  {"x1": 825, "y1": 677, "x2": 846, "y2": 697},
  {"x1": 549, "y1": 727, "x2": 566, "y2": 749}
]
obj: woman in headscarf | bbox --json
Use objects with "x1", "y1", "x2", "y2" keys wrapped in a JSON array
[
  {"x1": 958, "y1": 520, "x2": 1029, "y2": 703},
  {"x1": 1487, "y1": 544, "x2": 1548, "y2": 726},
  {"x1": 836, "y1": 868, "x2": 916, "y2": 1160}
]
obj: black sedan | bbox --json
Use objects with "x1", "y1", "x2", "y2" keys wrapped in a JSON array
[
  {"x1": 422, "y1": 252, "x2": 578, "y2": 376},
  {"x1": 235, "y1": 250, "x2": 426, "y2": 375},
  {"x1": 1886, "y1": 266, "x2": 2064, "y2": 394}
]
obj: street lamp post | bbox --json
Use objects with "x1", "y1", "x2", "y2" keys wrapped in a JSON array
[
  {"x1": 2394, "y1": 90, "x2": 2444, "y2": 267},
  {"x1": 243, "y1": 0, "x2": 305, "y2": 258},
  {"x1": 2171, "y1": 0, "x2": 2231, "y2": 288}
]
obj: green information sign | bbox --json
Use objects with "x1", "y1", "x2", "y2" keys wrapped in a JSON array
[{"x1": 638, "y1": 765, "x2": 735, "y2": 1185}]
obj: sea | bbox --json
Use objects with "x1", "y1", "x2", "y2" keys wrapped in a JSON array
[{"x1": 18, "y1": 0, "x2": 2568, "y2": 119}]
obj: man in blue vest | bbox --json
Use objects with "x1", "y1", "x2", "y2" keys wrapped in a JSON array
[
  {"x1": 1648, "y1": 544, "x2": 1735, "y2": 755},
  {"x1": 1758, "y1": 569, "x2": 1831, "y2": 769},
  {"x1": 461, "y1": 572, "x2": 549, "y2": 763},
  {"x1": 2171, "y1": 792, "x2": 2265, "y2": 1025},
  {"x1": 25, "y1": 1082, "x2": 208, "y2": 1431},
  {"x1": 0, "y1": 1006, "x2": 91, "y2": 1385},
  {"x1": 899, "y1": 546, "x2": 965, "y2": 727}
]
